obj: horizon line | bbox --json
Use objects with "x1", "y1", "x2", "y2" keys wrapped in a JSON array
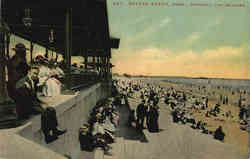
[{"x1": 113, "y1": 73, "x2": 250, "y2": 80}]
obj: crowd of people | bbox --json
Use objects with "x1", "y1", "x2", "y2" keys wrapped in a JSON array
[
  {"x1": 164, "y1": 86, "x2": 228, "y2": 141},
  {"x1": 79, "y1": 77, "x2": 249, "y2": 150},
  {"x1": 79, "y1": 79, "x2": 167, "y2": 154},
  {"x1": 114, "y1": 79, "x2": 164, "y2": 133},
  {"x1": 81, "y1": 76, "x2": 250, "y2": 155},
  {"x1": 166, "y1": 83, "x2": 250, "y2": 142},
  {"x1": 79, "y1": 95, "x2": 123, "y2": 155},
  {"x1": 113, "y1": 78, "x2": 246, "y2": 143}
]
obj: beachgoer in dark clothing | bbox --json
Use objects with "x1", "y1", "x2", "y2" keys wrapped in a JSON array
[
  {"x1": 136, "y1": 100, "x2": 147, "y2": 129},
  {"x1": 214, "y1": 126, "x2": 225, "y2": 142},
  {"x1": 205, "y1": 97, "x2": 208, "y2": 108},
  {"x1": 172, "y1": 110, "x2": 178, "y2": 123},
  {"x1": 147, "y1": 106, "x2": 159, "y2": 132},
  {"x1": 128, "y1": 109, "x2": 136, "y2": 128},
  {"x1": 79, "y1": 124, "x2": 93, "y2": 151}
]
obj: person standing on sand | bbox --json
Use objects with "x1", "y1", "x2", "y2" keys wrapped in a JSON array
[
  {"x1": 128, "y1": 109, "x2": 136, "y2": 127},
  {"x1": 205, "y1": 96, "x2": 208, "y2": 108},
  {"x1": 136, "y1": 100, "x2": 146, "y2": 130},
  {"x1": 147, "y1": 102, "x2": 160, "y2": 133}
]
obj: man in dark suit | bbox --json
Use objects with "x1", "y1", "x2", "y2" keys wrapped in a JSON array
[{"x1": 136, "y1": 100, "x2": 147, "y2": 130}]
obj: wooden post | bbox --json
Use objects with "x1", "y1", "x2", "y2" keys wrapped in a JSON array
[
  {"x1": 65, "y1": 8, "x2": 72, "y2": 89},
  {"x1": 6, "y1": 33, "x2": 10, "y2": 59},
  {"x1": 104, "y1": 57, "x2": 107, "y2": 79},
  {"x1": 0, "y1": 32, "x2": 6, "y2": 103},
  {"x1": 93, "y1": 56, "x2": 96, "y2": 70},
  {"x1": 104, "y1": 57, "x2": 106, "y2": 78},
  {"x1": 106, "y1": 57, "x2": 109, "y2": 79},
  {"x1": 45, "y1": 47, "x2": 48, "y2": 58},
  {"x1": 84, "y1": 49, "x2": 87, "y2": 69},
  {"x1": 97, "y1": 56, "x2": 100, "y2": 73},
  {"x1": 30, "y1": 41, "x2": 33, "y2": 64},
  {"x1": 0, "y1": 0, "x2": 7, "y2": 103},
  {"x1": 102, "y1": 57, "x2": 105, "y2": 78},
  {"x1": 55, "y1": 49, "x2": 58, "y2": 62},
  {"x1": 107, "y1": 57, "x2": 110, "y2": 74}
]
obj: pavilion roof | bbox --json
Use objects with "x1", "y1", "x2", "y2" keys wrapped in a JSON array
[{"x1": 3, "y1": 0, "x2": 119, "y2": 56}]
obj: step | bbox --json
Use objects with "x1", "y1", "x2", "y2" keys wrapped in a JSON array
[
  {"x1": 103, "y1": 137, "x2": 125, "y2": 159},
  {"x1": 123, "y1": 138, "x2": 142, "y2": 159},
  {"x1": 94, "y1": 148, "x2": 104, "y2": 159}
]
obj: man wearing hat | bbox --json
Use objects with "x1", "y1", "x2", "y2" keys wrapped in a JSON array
[
  {"x1": 136, "y1": 99, "x2": 147, "y2": 130},
  {"x1": 4, "y1": 44, "x2": 40, "y2": 117},
  {"x1": 1, "y1": 43, "x2": 30, "y2": 119}
]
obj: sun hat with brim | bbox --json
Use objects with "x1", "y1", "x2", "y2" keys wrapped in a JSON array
[{"x1": 12, "y1": 43, "x2": 29, "y2": 51}]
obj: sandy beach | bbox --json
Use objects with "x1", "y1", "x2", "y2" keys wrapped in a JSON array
[
  {"x1": 157, "y1": 79, "x2": 249, "y2": 155},
  {"x1": 113, "y1": 76, "x2": 249, "y2": 158}
]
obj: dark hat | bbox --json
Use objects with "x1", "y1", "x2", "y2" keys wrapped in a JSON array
[
  {"x1": 35, "y1": 55, "x2": 45, "y2": 60},
  {"x1": 12, "y1": 43, "x2": 29, "y2": 51},
  {"x1": 36, "y1": 55, "x2": 49, "y2": 65}
]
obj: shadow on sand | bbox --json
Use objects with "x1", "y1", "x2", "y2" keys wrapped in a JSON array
[{"x1": 115, "y1": 104, "x2": 149, "y2": 143}]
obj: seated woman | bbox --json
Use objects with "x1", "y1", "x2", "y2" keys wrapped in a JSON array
[
  {"x1": 37, "y1": 60, "x2": 64, "y2": 97},
  {"x1": 91, "y1": 114, "x2": 113, "y2": 155}
]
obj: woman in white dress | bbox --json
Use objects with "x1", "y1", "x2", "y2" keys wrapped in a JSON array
[{"x1": 38, "y1": 62, "x2": 64, "y2": 97}]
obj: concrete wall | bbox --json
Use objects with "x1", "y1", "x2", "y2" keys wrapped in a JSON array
[{"x1": 0, "y1": 82, "x2": 110, "y2": 159}]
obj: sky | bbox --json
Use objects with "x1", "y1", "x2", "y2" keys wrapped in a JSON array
[{"x1": 107, "y1": 0, "x2": 250, "y2": 79}]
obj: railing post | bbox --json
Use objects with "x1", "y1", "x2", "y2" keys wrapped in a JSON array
[
  {"x1": 65, "y1": 7, "x2": 72, "y2": 89},
  {"x1": 0, "y1": 0, "x2": 7, "y2": 103},
  {"x1": 30, "y1": 40, "x2": 33, "y2": 64}
]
